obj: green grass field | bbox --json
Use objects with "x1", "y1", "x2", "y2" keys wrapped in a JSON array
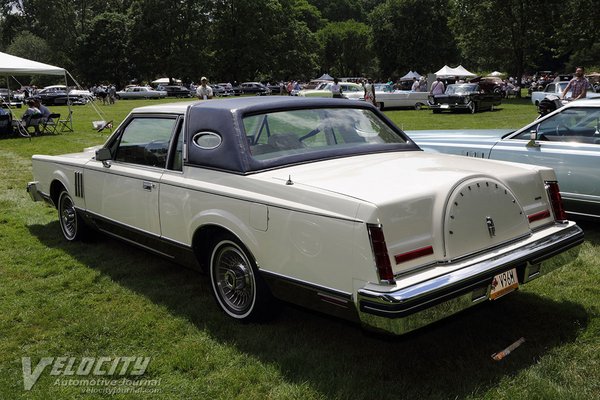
[{"x1": 0, "y1": 97, "x2": 598, "y2": 399}]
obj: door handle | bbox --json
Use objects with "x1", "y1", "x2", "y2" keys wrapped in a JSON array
[{"x1": 142, "y1": 181, "x2": 155, "y2": 191}]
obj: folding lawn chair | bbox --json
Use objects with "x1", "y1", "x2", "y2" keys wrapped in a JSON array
[
  {"x1": 42, "y1": 113, "x2": 61, "y2": 134},
  {"x1": 58, "y1": 110, "x2": 73, "y2": 132}
]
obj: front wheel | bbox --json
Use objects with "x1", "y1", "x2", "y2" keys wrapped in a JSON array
[
  {"x1": 58, "y1": 190, "x2": 86, "y2": 241},
  {"x1": 414, "y1": 102, "x2": 424, "y2": 110},
  {"x1": 209, "y1": 236, "x2": 272, "y2": 322},
  {"x1": 469, "y1": 102, "x2": 478, "y2": 114}
]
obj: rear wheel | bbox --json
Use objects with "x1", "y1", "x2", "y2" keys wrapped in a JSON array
[
  {"x1": 414, "y1": 102, "x2": 424, "y2": 110},
  {"x1": 58, "y1": 190, "x2": 86, "y2": 241},
  {"x1": 209, "y1": 235, "x2": 272, "y2": 322}
]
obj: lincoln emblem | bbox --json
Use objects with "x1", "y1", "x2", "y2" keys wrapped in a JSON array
[{"x1": 486, "y1": 216, "x2": 496, "y2": 237}]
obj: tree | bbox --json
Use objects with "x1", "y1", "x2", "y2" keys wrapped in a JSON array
[
  {"x1": 128, "y1": 0, "x2": 212, "y2": 84},
  {"x1": 5, "y1": 31, "x2": 54, "y2": 86},
  {"x1": 448, "y1": 0, "x2": 563, "y2": 92},
  {"x1": 317, "y1": 20, "x2": 373, "y2": 77},
  {"x1": 210, "y1": 0, "x2": 320, "y2": 81},
  {"x1": 75, "y1": 13, "x2": 130, "y2": 86},
  {"x1": 369, "y1": 0, "x2": 458, "y2": 79}
]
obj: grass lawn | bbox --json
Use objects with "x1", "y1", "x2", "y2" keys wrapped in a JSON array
[{"x1": 0, "y1": 97, "x2": 598, "y2": 399}]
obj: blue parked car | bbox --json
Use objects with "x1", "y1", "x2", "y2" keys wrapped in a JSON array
[{"x1": 408, "y1": 98, "x2": 600, "y2": 219}]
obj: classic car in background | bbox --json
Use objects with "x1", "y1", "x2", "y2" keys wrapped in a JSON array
[
  {"x1": 218, "y1": 83, "x2": 242, "y2": 96},
  {"x1": 531, "y1": 81, "x2": 600, "y2": 106},
  {"x1": 35, "y1": 85, "x2": 91, "y2": 106},
  {"x1": 0, "y1": 88, "x2": 22, "y2": 108},
  {"x1": 349, "y1": 83, "x2": 430, "y2": 110},
  {"x1": 115, "y1": 86, "x2": 167, "y2": 99},
  {"x1": 428, "y1": 83, "x2": 502, "y2": 113},
  {"x1": 409, "y1": 99, "x2": 600, "y2": 218},
  {"x1": 240, "y1": 82, "x2": 271, "y2": 95},
  {"x1": 162, "y1": 85, "x2": 192, "y2": 98},
  {"x1": 27, "y1": 97, "x2": 582, "y2": 335},
  {"x1": 298, "y1": 82, "x2": 363, "y2": 98}
]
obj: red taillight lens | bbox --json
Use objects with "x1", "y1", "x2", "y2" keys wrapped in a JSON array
[
  {"x1": 394, "y1": 246, "x2": 434, "y2": 265},
  {"x1": 546, "y1": 181, "x2": 567, "y2": 221},
  {"x1": 527, "y1": 209, "x2": 551, "y2": 223},
  {"x1": 367, "y1": 224, "x2": 394, "y2": 282}
]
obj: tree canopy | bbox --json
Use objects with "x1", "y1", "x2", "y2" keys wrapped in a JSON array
[{"x1": 0, "y1": 0, "x2": 595, "y2": 87}]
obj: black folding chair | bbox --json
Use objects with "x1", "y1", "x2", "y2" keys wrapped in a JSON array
[
  {"x1": 0, "y1": 114, "x2": 11, "y2": 136},
  {"x1": 58, "y1": 110, "x2": 73, "y2": 132},
  {"x1": 16, "y1": 113, "x2": 43, "y2": 138},
  {"x1": 42, "y1": 113, "x2": 61, "y2": 134}
]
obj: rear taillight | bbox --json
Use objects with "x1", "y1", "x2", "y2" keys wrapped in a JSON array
[
  {"x1": 545, "y1": 181, "x2": 567, "y2": 222},
  {"x1": 367, "y1": 224, "x2": 394, "y2": 283}
]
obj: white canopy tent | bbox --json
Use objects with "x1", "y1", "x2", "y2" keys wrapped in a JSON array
[
  {"x1": 452, "y1": 65, "x2": 476, "y2": 77},
  {"x1": 434, "y1": 65, "x2": 476, "y2": 78},
  {"x1": 434, "y1": 65, "x2": 456, "y2": 77},
  {"x1": 0, "y1": 51, "x2": 109, "y2": 133},
  {"x1": 399, "y1": 71, "x2": 422, "y2": 81},
  {"x1": 0, "y1": 51, "x2": 66, "y2": 76}
]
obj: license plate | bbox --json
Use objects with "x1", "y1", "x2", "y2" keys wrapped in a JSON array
[
  {"x1": 489, "y1": 268, "x2": 519, "y2": 300},
  {"x1": 441, "y1": 104, "x2": 449, "y2": 109}
]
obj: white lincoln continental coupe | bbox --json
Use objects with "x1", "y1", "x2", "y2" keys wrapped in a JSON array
[{"x1": 27, "y1": 97, "x2": 583, "y2": 335}]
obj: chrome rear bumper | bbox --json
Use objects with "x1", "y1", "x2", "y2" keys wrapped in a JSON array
[{"x1": 357, "y1": 223, "x2": 583, "y2": 335}]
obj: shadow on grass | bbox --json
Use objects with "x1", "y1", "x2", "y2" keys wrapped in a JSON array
[{"x1": 29, "y1": 221, "x2": 592, "y2": 400}]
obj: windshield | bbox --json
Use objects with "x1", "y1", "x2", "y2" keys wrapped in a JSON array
[
  {"x1": 445, "y1": 84, "x2": 478, "y2": 95},
  {"x1": 243, "y1": 108, "x2": 409, "y2": 161}
]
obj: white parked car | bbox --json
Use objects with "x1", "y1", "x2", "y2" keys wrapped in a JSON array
[
  {"x1": 27, "y1": 97, "x2": 582, "y2": 335},
  {"x1": 298, "y1": 82, "x2": 364, "y2": 98},
  {"x1": 531, "y1": 81, "x2": 600, "y2": 106},
  {"x1": 116, "y1": 86, "x2": 167, "y2": 99},
  {"x1": 367, "y1": 84, "x2": 430, "y2": 110}
]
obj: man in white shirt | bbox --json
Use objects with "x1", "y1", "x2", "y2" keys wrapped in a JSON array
[
  {"x1": 411, "y1": 77, "x2": 419, "y2": 91},
  {"x1": 196, "y1": 77, "x2": 213, "y2": 100}
]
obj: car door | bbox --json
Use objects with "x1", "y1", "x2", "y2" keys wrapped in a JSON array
[
  {"x1": 84, "y1": 115, "x2": 179, "y2": 237},
  {"x1": 489, "y1": 106, "x2": 600, "y2": 215}
]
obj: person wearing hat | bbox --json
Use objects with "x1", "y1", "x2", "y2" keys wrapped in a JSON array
[{"x1": 196, "y1": 77, "x2": 213, "y2": 100}]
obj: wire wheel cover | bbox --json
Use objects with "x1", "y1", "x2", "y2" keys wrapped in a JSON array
[{"x1": 213, "y1": 243, "x2": 256, "y2": 315}]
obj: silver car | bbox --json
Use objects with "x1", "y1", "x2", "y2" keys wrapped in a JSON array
[
  {"x1": 116, "y1": 86, "x2": 167, "y2": 99},
  {"x1": 409, "y1": 98, "x2": 600, "y2": 219}
]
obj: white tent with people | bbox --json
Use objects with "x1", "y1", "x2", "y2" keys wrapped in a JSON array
[{"x1": 0, "y1": 51, "x2": 109, "y2": 136}]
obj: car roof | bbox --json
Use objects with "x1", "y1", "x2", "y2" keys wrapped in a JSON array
[{"x1": 130, "y1": 96, "x2": 377, "y2": 115}]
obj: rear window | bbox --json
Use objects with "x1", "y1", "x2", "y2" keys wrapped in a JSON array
[{"x1": 243, "y1": 108, "x2": 409, "y2": 160}]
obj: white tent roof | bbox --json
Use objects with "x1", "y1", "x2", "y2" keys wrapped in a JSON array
[
  {"x1": 316, "y1": 73, "x2": 334, "y2": 81},
  {"x1": 434, "y1": 65, "x2": 476, "y2": 78},
  {"x1": 453, "y1": 65, "x2": 476, "y2": 77},
  {"x1": 399, "y1": 71, "x2": 422, "y2": 81},
  {"x1": 0, "y1": 51, "x2": 65, "y2": 76}
]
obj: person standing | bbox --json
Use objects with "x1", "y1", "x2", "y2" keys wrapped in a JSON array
[
  {"x1": 411, "y1": 77, "x2": 419, "y2": 91},
  {"x1": 562, "y1": 66, "x2": 589, "y2": 100},
  {"x1": 430, "y1": 77, "x2": 445, "y2": 95},
  {"x1": 196, "y1": 77, "x2": 213, "y2": 100},
  {"x1": 331, "y1": 78, "x2": 343, "y2": 98}
]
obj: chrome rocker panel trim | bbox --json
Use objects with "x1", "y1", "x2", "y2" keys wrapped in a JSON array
[{"x1": 357, "y1": 223, "x2": 583, "y2": 335}]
